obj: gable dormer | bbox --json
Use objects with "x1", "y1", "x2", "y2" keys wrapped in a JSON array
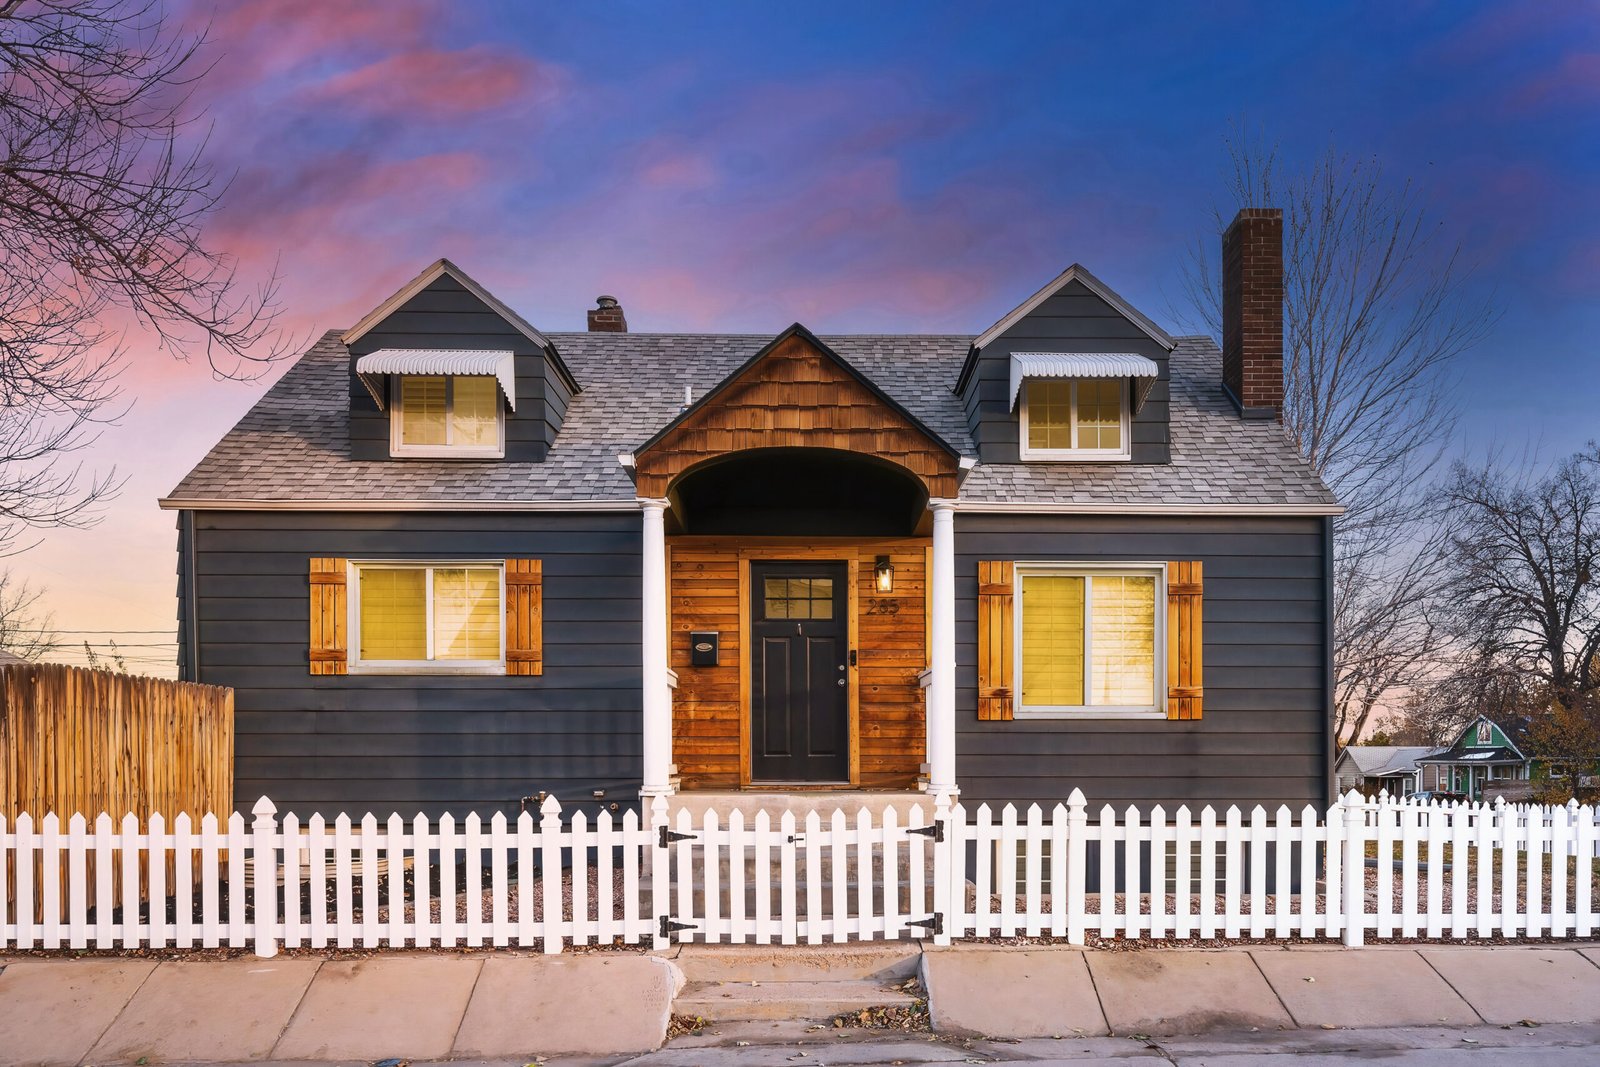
[
  {"x1": 342, "y1": 259, "x2": 579, "y2": 462},
  {"x1": 955, "y1": 264, "x2": 1174, "y2": 464}
]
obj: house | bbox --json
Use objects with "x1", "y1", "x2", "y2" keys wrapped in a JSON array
[
  {"x1": 1333, "y1": 745, "x2": 1439, "y2": 797},
  {"x1": 1414, "y1": 716, "x2": 1530, "y2": 801},
  {"x1": 162, "y1": 208, "x2": 1340, "y2": 820}
]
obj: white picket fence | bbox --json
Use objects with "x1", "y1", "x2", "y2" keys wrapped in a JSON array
[{"x1": 1, "y1": 792, "x2": 1595, "y2": 956}]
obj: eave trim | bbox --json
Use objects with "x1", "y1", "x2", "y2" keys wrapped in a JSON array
[
  {"x1": 973, "y1": 263, "x2": 1176, "y2": 353},
  {"x1": 338, "y1": 258, "x2": 581, "y2": 395},
  {"x1": 948, "y1": 500, "x2": 1345, "y2": 516},
  {"x1": 159, "y1": 498, "x2": 642, "y2": 513}
]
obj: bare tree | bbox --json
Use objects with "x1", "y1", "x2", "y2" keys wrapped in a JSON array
[
  {"x1": 0, "y1": 0, "x2": 287, "y2": 552},
  {"x1": 0, "y1": 570, "x2": 56, "y2": 659},
  {"x1": 1437, "y1": 447, "x2": 1600, "y2": 713},
  {"x1": 1180, "y1": 130, "x2": 1494, "y2": 745}
]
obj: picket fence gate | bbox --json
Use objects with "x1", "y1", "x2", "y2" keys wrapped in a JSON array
[{"x1": 2, "y1": 791, "x2": 1596, "y2": 956}]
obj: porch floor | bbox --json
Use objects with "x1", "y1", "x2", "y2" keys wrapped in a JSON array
[{"x1": 665, "y1": 790, "x2": 936, "y2": 822}]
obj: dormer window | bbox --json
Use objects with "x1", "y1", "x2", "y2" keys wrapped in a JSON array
[
  {"x1": 1019, "y1": 379, "x2": 1129, "y2": 460},
  {"x1": 354, "y1": 348, "x2": 516, "y2": 460},
  {"x1": 392, "y1": 375, "x2": 504, "y2": 457},
  {"x1": 1009, "y1": 352, "x2": 1159, "y2": 463}
]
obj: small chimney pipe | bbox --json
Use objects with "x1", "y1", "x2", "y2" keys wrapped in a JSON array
[{"x1": 588, "y1": 295, "x2": 628, "y2": 333}]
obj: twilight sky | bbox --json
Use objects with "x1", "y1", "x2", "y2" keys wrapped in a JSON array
[{"x1": 22, "y1": 0, "x2": 1600, "y2": 674}]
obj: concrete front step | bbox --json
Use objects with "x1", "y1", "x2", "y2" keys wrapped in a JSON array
[
  {"x1": 675, "y1": 979, "x2": 920, "y2": 1022},
  {"x1": 673, "y1": 943, "x2": 921, "y2": 983}
]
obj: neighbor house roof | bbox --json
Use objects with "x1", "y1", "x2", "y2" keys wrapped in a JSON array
[
  {"x1": 1337, "y1": 746, "x2": 1440, "y2": 778},
  {"x1": 1415, "y1": 716, "x2": 1528, "y2": 766},
  {"x1": 162, "y1": 331, "x2": 1339, "y2": 512}
]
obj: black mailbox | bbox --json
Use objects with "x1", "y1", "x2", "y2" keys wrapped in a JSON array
[{"x1": 690, "y1": 631, "x2": 720, "y2": 667}]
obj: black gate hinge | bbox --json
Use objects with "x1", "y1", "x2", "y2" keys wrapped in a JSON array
[
  {"x1": 658, "y1": 826, "x2": 696, "y2": 849},
  {"x1": 909, "y1": 822, "x2": 944, "y2": 843},
  {"x1": 659, "y1": 915, "x2": 697, "y2": 938},
  {"x1": 908, "y1": 913, "x2": 943, "y2": 935}
]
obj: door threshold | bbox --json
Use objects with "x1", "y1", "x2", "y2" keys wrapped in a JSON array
[{"x1": 744, "y1": 781, "x2": 855, "y2": 791}]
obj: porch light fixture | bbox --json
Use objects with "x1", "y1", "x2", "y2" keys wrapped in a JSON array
[{"x1": 874, "y1": 555, "x2": 894, "y2": 593}]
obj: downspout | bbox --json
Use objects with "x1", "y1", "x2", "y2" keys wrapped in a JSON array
[
  {"x1": 183, "y1": 509, "x2": 201, "y2": 682},
  {"x1": 1323, "y1": 514, "x2": 1336, "y2": 807}
]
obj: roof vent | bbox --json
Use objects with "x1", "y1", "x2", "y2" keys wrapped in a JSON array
[{"x1": 588, "y1": 295, "x2": 628, "y2": 333}]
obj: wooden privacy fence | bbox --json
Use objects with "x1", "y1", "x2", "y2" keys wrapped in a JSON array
[
  {"x1": 0, "y1": 662, "x2": 233, "y2": 819},
  {"x1": 1, "y1": 792, "x2": 1596, "y2": 956}
]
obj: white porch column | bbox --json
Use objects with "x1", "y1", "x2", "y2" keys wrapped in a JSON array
[
  {"x1": 639, "y1": 498, "x2": 674, "y2": 797},
  {"x1": 927, "y1": 499, "x2": 959, "y2": 798}
]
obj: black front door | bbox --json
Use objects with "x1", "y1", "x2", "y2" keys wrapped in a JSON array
[{"x1": 750, "y1": 561, "x2": 849, "y2": 782}]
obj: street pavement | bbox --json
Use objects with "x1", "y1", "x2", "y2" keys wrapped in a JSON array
[{"x1": 0, "y1": 943, "x2": 1597, "y2": 1065}]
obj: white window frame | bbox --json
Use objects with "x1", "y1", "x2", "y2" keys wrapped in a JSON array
[
  {"x1": 1013, "y1": 561, "x2": 1166, "y2": 720},
  {"x1": 389, "y1": 375, "x2": 506, "y2": 459},
  {"x1": 1018, "y1": 378, "x2": 1132, "y2": 461},
  {"x1": 347, "y1": 560, "x2": 507, "y2": 675}
]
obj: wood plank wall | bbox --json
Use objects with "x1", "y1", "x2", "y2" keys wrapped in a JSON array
[
  {"x1": 0, "y1": 662, "x2": 234, "y2": 819},
  {"x1": 668, "y1": 538, "x2": 929, "y2": 790},
  {"x1": 634, "y1": 333, "x2": 960, "y2": 499}
]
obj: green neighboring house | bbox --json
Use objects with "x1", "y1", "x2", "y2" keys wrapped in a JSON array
[{"x1": 1415, "y1": 716, "x2": 1530, "y2": 801}]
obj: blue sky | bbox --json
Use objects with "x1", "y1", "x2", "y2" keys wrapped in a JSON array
[{"x1": 24, "y1": 0, "x2": 1600, "y2": 667}]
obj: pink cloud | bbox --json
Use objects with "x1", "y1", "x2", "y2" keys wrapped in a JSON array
[
  {"x1": 310, "y1": 46, "x2": 558, "y2": 119},
  {"x1": 1509, "y1": 52, "x2": 1600, "y2": 110},
  {"x1": 639, "y1": 152, "x2": 718, "y2": 189},
  {"x1": 201, "y1": 0, "x2": 437, "y2": 86}
]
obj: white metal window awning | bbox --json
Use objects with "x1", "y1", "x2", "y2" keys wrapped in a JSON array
[
  {"x1": 355, "y1": 349, "x2": 517, "y2": 411},
  {"x1": 1009, "y1": 352, "x2": 1162, "y2": 412}
]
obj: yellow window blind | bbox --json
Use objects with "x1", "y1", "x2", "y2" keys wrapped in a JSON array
[
  {"x1": 451, "y1": 376, "x2": 499, "y2": 448},
  {"x1": 1025, "y1": 380, "x2": 1072, "y2": 450},
  {"x1": 1076, "y1": 378, "x2": 1123, "y2": 450},
  {"x1": 359, "y1": 567, "x2": 428, "y2": 660},
  {"x1": 1020, "y1": 574, "x2": 1085, "y2": 707},
  {"x1": 434, "y1": 567, "x2": 501, "y2": 660},
  {"x1": 1090, "y1": 574, "x2": 1156, "y2": 705},
  {"x1": 400, "y1": 375, "x2": 448, "y2": 445}
]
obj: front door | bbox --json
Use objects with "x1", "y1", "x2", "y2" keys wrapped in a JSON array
[{"x1": 750, "y1": 560, "x2": 849, "y2": 782}]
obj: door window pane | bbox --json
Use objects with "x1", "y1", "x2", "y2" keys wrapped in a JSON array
[
  {"x1": 1020, "y1": 574, "x2": 1085, "y2": 706},
  {"x1": 763, "y1": 576, "x2": 834, "y2": 620},
  {"x1": 359, "y1": 568, "x2": 428, "y2": 660}
]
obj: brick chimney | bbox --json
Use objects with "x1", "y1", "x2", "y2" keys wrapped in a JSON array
[
  {"x1": 587, "y1": 295, "x2": 628, "y2": 333},
  {"x1": 1221, "y1": 208, "x2": 1283, "y2": 419}
]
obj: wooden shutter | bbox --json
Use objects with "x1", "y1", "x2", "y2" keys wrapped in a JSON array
[
  {"x1": 977, "y1": 560, "x2": 1014, "y2": 721},
  {"x1": 308, "y1": 558, "x2": 348, "y2": 676},
  {"x1": 1166, "y1": 560, "x2": 1203, "y2": 720},
  {"x1": 505, "y1": 558, "x2": 544, "y2": 676}
]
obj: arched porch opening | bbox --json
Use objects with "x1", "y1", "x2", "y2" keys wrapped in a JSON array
[{"x1": 666, "y1": 447, "x2": 929, "y2": 537}]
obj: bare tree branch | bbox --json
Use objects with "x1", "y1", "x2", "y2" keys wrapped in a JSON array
[
  {"x1": 0, "y1": 0, "x2": 290, "y2": 550},
  {"x1": 1177, "y1": 127, "x2": 1493, "y2": 746},
  {"x1": 0, "y1": 569, "x2": 56, "y2": 659}
]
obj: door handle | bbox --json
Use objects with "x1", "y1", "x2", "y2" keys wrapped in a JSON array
[{"x1": 836, "y1": 677, "x2": 846, "y2": 687}]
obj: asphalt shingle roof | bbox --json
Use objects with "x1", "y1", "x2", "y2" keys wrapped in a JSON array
[
  {"x1": 166, "y1": 331, "x2": 1336, "y2": 508},
  {"x1": 1339, "y1": 746, "x2": 1440, "y2": 777}
]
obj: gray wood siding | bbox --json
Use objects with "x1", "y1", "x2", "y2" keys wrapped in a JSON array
[
  {"x1": 187, "y1": 510, "x2": 643, "y2": 818},
  {"x1": 955, "y1": 512, "x2": 1331, "y2": 811},
  {"x1": 959, "y1": 280, "x2": 1172, "y2": 463},
  {"x1": 347, "y1": 275, "x2": 563, "y2": 462}
]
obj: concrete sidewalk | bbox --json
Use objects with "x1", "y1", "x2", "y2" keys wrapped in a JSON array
[
  {"x1": 922, "y1": 942, "x2": 1600, "y2": 1037},
  {"x1": 0, "y1": 952, "x2": 681, "y2": 1066},
  {"x1": 1, "y1": 943, "x2": 1598, "y2": 1065}
]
